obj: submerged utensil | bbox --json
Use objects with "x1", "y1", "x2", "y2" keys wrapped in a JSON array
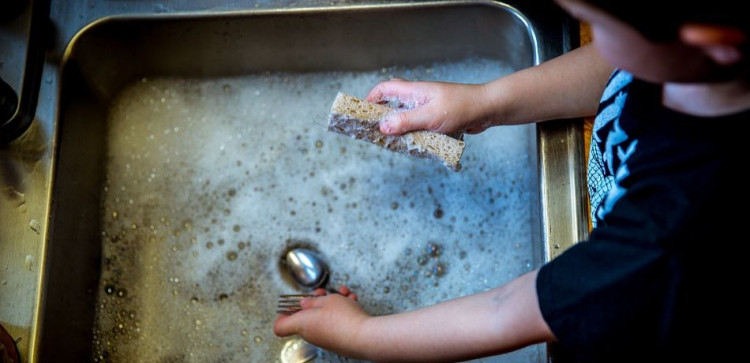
[
  {"x1": 284, "y1": 248, "x2": 330, "y2": 290},
  {"x1": 280, "y1": 336, "x2": 319, "y2": 363},
  {"x1": 279, "y1": 249, "x2": 341, "y2": 315}
]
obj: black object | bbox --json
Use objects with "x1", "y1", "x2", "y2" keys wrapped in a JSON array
[
  {"x1": 0, "y1": 322, "x2": 21, "y2": 363},
  {"x1": 0, "y1": 0, "x2": 29, "y2": 22},
  {"x1": 0, "y1": 0, "x2": 49, "y2": 144},
  {"x1": 0, "y1": 78, "x2": 17, "y2": 123}
]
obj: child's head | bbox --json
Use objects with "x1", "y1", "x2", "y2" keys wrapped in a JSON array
[{"x1": 556, "y1": 0, "x2": 749, "y2": 83}]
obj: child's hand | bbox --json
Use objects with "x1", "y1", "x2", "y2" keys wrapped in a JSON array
[
  {"x1": 273, "y1": 286, "x2": 369, "y2": 357},
  {"x1": 366, "y1": 79, "x2": 492, "y2": 135}
]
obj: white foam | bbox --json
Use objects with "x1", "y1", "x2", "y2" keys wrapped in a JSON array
[{"x1": 93, "y1": 58, "x2": 542, "y2": 362}]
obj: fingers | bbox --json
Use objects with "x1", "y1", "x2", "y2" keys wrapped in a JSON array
[
  {"x1": 309, "y1": 286, "x2": 359, "y2": 299},
  {"x1": 274, "y1": 286, "x2": 363, "y2": 340},
  {"x1": 367, "y1": 80, "x2": 447, "y2": 135},
  {"x1": 312, "y1": 288, "x2": 327, "y2": 297},
  {"x1": 381, "y1": 107, "x2": 448, "y2": 135},
  {"x1": 366, "y1": 78, "x2": 412, "y2": 103},
  {"x1": 465, "y1": 126, "x2": 486, "y2": 134},
  {"x1": 300, "y1": 296, "x2": 323, "y2": 309},
  {"x1": 380, "y1": 109, "x2": 422, "y2": 135},
  {"x1": 334, "y1": 286, "x2": 359, "y2": 301},
  {"x1": 367, "y1": 80, "x2": 489, "y2": 135},
  {"x1": 274, "y1": 296, "x2": 321, "y2": 336}
]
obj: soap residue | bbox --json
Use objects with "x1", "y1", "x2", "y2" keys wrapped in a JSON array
[{"x1": 93, "y1": 58, "x2": 542, "y2": 362}]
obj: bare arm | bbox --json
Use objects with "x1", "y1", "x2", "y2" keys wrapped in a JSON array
[
  {"x1": 274, "y1": 270, "x2": 554, "y2": 362},
  {"x1": 482, "y1": 42, "x2": 613, "y2": 124},
  {"x1": 368, "y1": 43, "x2": 613, "y2": 135}
]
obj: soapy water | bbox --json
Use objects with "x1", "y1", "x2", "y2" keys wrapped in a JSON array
[{"x1": 93, "y1": 58, "x2": 543, "y2": 362}]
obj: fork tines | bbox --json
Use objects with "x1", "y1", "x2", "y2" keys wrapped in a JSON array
[{"x1": 277, "y1": 294, "x2": 314, "y2": 315}]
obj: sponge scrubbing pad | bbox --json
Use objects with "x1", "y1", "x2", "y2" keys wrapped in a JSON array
[{"x1": 327, "y1": 92, "x2": 466, "y2": 171}]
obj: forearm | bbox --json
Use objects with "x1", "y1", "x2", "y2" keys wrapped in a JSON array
[
  {"x1": 481, "y1": 43, "x2": 614, "y2": 125},
  {"x1": 356, "y1": 270, "x2": 554, "y2": 363}
]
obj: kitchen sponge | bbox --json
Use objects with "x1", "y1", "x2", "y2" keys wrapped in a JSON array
[{"x1": 327, "y1": 92, "x2": 465, "y2": 171}]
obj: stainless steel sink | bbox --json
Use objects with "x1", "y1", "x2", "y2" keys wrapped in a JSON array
[{"x1": 2, "y1": 1, "x2": 588, "y2": 362}]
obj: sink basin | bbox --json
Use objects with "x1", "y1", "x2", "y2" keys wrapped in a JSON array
[{"x1": 37, "y1": 2, "x2": 586, "y2": 362}]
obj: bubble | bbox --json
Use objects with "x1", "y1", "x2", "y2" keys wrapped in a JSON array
[
  {"x1": 24, "y1": 255, "x2": 34, "y2": 271},
  {"x1": 226, "y1": 251, "x2": 238, "y2": 261},
  {"x1": 433, "y1": 263, "x2": 445, "y2": 277},
  {"x1": 426, "y1": 242, "x2": 441, "y2": 257}
]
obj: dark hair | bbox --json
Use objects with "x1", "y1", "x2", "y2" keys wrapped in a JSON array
[{"x1": 580, "y1": 0, "x2": 749, "y2": 41}]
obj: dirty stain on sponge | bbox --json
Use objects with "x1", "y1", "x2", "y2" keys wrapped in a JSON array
[{"x1": 328, "y1": 92, "x2": 466, "y2": 171}]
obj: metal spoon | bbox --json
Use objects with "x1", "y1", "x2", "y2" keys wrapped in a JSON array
[
  {"x1": 284, "y1": 248, "x2": 330, "y2": 290},
  {"x1": 280, "y1": 336, "x2": 319, "y2": 363}
]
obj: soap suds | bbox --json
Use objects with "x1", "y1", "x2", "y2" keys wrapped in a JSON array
[{"x1": 93, "y1": 58, "x2": 542, "y2": 362}]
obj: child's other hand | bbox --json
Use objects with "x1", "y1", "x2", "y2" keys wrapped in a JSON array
[
  {"x1": 273, "y1": 286, "x2": 369, "y2": 356},
  {"x1": 366, "y1": 79, "x2": 491, "y2": 135}
]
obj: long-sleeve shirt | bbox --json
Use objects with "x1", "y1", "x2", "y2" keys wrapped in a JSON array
[{"x1": 537, "y1": 70, "x2": 748, "y2": 362}]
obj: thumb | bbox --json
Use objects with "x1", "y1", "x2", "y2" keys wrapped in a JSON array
[
  {"x1": 380, "y1": 110, "x2": 429, "y2": 135},
  {"x1": 274, "y1": 314, "x2": 301, "y2": 337}
]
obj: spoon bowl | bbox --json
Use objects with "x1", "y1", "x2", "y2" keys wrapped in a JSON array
[{"x1": 284, "y1": 248, "x2": 330, "y2": 290}]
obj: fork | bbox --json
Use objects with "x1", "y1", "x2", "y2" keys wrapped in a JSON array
[
  {"x1": 277, "y1": 294, "x2": 313, "y2": 315},
  {"x1": 277, "y1": 289, "x2": 342, "y2": 315}
]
